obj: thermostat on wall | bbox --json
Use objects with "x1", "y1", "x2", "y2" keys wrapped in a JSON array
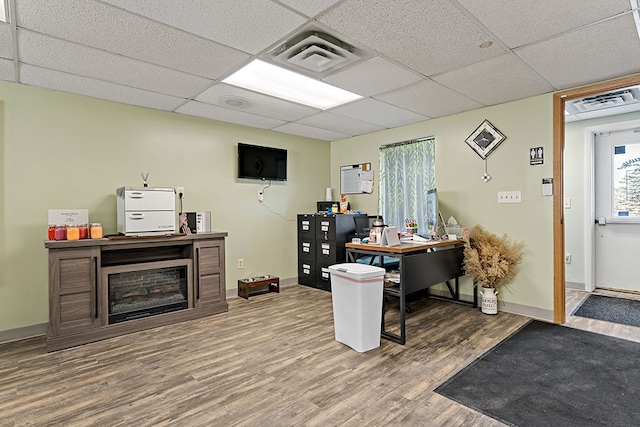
[{"x1": 542, "y1": 178, "x2": 553, "y2": 196}]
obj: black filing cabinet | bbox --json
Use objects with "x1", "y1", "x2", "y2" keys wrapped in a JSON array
[{"x1": 297, "y1": 213, "x2": 365, "y2": 292}]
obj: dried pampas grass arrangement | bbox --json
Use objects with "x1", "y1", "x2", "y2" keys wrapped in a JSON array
[{"x1": 463, "y1": 225, "x2": 524, "y2": 289}]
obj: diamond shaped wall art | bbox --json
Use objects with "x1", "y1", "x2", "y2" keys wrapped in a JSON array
[{"x1": 465, "y1": 119, "x2": 506, "y2": 160}]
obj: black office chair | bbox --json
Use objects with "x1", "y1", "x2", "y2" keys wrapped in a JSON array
[{"x1": 353, "y1": 215, "x2": 370, "y2": 238}]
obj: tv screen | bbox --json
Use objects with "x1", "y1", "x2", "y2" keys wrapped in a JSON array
[{"x1": 237, "y1": 143, "x2": 287, "y2": 181}]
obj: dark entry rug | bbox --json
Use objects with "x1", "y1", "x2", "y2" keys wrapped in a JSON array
[
  {"x1": 572, "y1": 294, "x2": 640, "y2": 327},
  {"x1": 435, "y1": 320, "x2": 640, "y2": 427}
]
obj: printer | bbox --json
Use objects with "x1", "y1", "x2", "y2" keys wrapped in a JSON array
[{"x1": 116, "y1": 187, "x2": 175, "y2": 236}]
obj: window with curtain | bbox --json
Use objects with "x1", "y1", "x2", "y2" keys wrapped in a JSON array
[{"x1": 379, "y1": 137, "x2": 435, "y2": 233}]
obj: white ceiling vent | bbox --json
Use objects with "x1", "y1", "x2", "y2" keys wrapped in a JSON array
[
  {"x1": 270, "y1": 31, "x2": 362, "y2": 76},
  {"x1": 567, "y1": 87, "x2": 640, "y2": 113}
]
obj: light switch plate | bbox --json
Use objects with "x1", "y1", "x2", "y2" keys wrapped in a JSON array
[{"x1": 498, "y1": 191, "x2": 521, "y2": 204}]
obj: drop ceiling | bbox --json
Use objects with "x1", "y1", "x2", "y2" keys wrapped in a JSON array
[{"x1": 1, "y1": 0, "x2": 640, "y2": 140}]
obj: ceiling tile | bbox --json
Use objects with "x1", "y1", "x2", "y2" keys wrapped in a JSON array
[
  {"x1": 176, "y1": 100, "x2": 286, "y2": 129},
  {"x1": 15, "y1": 0, "x2": 251, "y2": 80},
  {"x1": 516, "y1": 14, "x2": 640, "y2": 90},
  {"x1": 101, "y1": 0, "x2": 307, "y2": 54},
  {"x1": 0, "y1": 23, "x2": 12, "y2": 59},
  {"x1": 19, "y1": 64, "x2": 186, "y2": 110},
  {"x1": 329, "y1": 98, "x2": 428, "y2": 128},
  {"x1": 17, "y1": 30, "x2": 213, "y2": 98},
  {"x1": 277, "y1": 0, "x2": 342, "y2": 17},
  {"x1": 457, "y1": 0, "x2": 632, "y2": 48},
  {"x1": 375, "y1": 79, "x2": 483, "y2": 118},
  {"x1": 297, "y1": 111, "x2": 386, "y2": 135},
  {"x1": 323, "y1": 57, "x2": 422, "y2": 97},
  {"x1": 433, "y1": 54, "x2": 554, "y2": 105},
  {"x1": 318, "y1": 0, "x2": 506, "y2": 76},
  {"x1": 271, "y1": 122, "x2": 349, "y2": 141},
  {"x1": 0, "y1": 58, "x2": 15, "y2": 82},
  {"x1": 195, "y1": 83, "x2": 319, "y2": 121}
]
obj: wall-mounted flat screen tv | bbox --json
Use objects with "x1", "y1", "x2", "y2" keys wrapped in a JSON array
[{"x1": 237, "y1": 143, "x2": 287, "y2": 181}]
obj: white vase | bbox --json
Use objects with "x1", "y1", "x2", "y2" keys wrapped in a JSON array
[{"x1": 480, "y1": 287, "x2": 498, "y2": 314}]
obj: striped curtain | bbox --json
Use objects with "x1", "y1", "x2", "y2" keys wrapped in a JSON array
[{"x1": 379, "y1": 137, "x2": 435, "y2": 233}]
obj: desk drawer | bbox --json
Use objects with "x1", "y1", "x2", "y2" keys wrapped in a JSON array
[
  {"x1": 297, "y1": 238, "x2": 316, "y2": 261},
  {"x1": 316, "y1": 263, "x2": 332, "y2": 292},
  {"x1": 316, "y1": 241, "x2": 338, "y2": 263},
  {"x1": 316, "y1": 216, "x2": 336, "y2": 241},
  {"x1": 298, "y1": 260, "x2": 316, "y2": 286},
  {"x1": 297, "y1": 214, "x2": 316, "y2": 238}
]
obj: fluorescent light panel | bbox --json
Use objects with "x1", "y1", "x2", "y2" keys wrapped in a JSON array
[
  {"x1": 223, "y1": 60, "x2": 361, "y2": 110},
  {"x1": 632, "y1": 0, "x2": 640, "y2": 42}
]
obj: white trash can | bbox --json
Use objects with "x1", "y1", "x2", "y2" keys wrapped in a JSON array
[{"x1": 328, "y1": 263, "x2": 386, "y2": 352}]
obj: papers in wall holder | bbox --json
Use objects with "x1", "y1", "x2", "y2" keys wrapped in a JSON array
[
  {"x1": 360, "y1": 180, "x2": 374, "y2": 193},
  {"x1": 340, "y1": 163, "x2": 374, "y2": 194}
]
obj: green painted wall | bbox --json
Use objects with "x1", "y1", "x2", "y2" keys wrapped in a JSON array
[
  {"x1": 0, "y1": 81, "x2": 331, "y2": 332},
  {"x1": 331, "y1": 94, "x2": 555, "y2": 315}
]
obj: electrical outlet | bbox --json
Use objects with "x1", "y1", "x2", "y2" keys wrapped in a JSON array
[
  {"x1": 258, "y1": 191, "x2": 263, "y2": 202},
  {"x1": 176, "y1": 186, "x2": 184, "y2": 197},
  {"x1": 565, "y1": 254, "x2": 571, "y2": 264},
  {"x1": 237, "y1": 258, "x2": 244, "y2": 269},
  {"x1": 497, "y1": 191, "x2": 522, "y2": 204}
]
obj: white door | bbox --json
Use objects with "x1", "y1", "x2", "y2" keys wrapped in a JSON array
[{"x1": 594, "y1": 129, "x2": 640, "y2": 292}]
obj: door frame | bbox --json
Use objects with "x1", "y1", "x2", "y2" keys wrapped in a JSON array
[{"x1": 553, "y1": 73, "x2": 640, "y2": 323}]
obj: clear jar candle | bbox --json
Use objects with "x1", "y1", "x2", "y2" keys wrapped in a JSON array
[
  {"x1": 66, "y1": 225, "x2": 80, "y2": 241},
  {"x1": 90, "y1": 223, "x2": 103, "y2": 239},
  {"x1": 53, "y1": 224, "x2": 66, "y2": 241},
  {"x1": 78, "y1": 224, "x2": 89, "y2": 239}
]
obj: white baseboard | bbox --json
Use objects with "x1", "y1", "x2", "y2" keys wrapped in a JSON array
[
  {"x1": 0, "y1": 323, "x2": 47, "y2": 344},
  {"x1": 428, "y1": 288, "x2": 554, "y2": 322}
]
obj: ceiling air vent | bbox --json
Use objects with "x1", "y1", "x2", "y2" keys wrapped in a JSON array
[
  {"x1": 270, "y1": 31, "x2": 361, "y2": 76},
  {"x1": 567, "y1": 87, "x2": 640, "y2": 114}
]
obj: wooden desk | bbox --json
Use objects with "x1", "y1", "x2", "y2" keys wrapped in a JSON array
[{"x1": 345, "y1": 240, "x2": 473, "y2": 345}]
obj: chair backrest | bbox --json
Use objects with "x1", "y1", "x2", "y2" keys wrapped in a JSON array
[{"x1": 353, "y1": 216, "x2": 370, "y2": 237}]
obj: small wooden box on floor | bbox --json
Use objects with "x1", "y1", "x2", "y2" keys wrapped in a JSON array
[{"x1": 238, "y1": 275, "x2": 280, "y2": 299}]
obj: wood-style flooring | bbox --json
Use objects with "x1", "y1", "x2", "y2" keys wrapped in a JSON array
[{"x1": 1, "y1": 285, "x2": 638, "y2": 426}]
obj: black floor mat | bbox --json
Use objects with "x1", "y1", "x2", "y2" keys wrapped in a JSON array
[
  {"x1": 435, "y1": 320, "x2": 640, "y2": 427},
  {"x1": 572, "y1": 294, "x2": 640, "y2": 328}
]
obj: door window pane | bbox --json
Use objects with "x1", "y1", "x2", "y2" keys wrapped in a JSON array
[{"x1": 613, "y1": 142, "x2": 640, "y2": 217}]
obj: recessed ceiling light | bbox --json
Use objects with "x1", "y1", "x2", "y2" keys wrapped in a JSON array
[
  {"x1": 223, "y1": 60, "x2": 362, "y2": 110},
  {"x1": 631, "y1": 0, "x2": 640, "y2": 42},
  {"x1": 479, "y1": 41, "x2": 493, "y2": 49},
  {"x1": 218, "y1": 96, "x2": 252, "y2": 109}
]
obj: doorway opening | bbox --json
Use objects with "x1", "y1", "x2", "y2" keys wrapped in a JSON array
[{"x1": 554, "y1": 73, "x2": 640, "y2": 323}]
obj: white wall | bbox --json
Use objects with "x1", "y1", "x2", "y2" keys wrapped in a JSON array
[
  {"x1": 564, "y1": 110, "x2": 640, "y2": 287},
  {"x1": 332, "y1": 95, "x2": 555, "y2": 319},
  {"x1": 0, "y1": 81, "x2": 331, "y2": 333}
]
